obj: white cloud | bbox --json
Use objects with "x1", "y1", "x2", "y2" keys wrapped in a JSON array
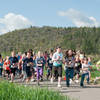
[
  {"x1": 58, "y1": 8, "x2": 100, "y2": 27},
  {"x1": 0, "y1": 13, "x2": 33, "y2": 34}
]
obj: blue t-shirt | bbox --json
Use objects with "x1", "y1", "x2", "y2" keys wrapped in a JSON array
[
  {"x1": 9, "y1": 56, "x2": 18, "y2": 66},
  {"x1": 36, "y1": 57, "x2": 45, "y2": 67},
  {"x1": 23, "y1": 57, "x2": 33, "y2": 71},
  {"x1": 47, "y1": 56, "x2": 53, "y2": 67},
  {"x1": 33, "y1": 60, "x2": 36, "y2": 68},
  {"x1": 52, "y1": 52, "x2": 63, "y2": 67},
  {"x1": 0, "y1": 61, "x2": 3, "y2": 68},
  {"x1": 17, "y1": 55, "x2": 21, "y2": 61}
]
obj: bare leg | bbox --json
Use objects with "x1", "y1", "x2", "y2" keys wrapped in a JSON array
[{"x1": 11, "y1": 73, "x2": 14, "y2": 82}]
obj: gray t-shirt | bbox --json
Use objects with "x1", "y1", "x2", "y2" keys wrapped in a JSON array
[{"x1": 82, "y1": 64, "x2": 89, "y2": 73}]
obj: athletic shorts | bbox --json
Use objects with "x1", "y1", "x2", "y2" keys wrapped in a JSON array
[
  {"x1": 26, "y1": 67, "x2": 32, "y2": 77},
  {"x1": 53, "y1": 65, "x2": 62, "y2": 77},
  {"x1": 6, "y1": 70, "x2": 10, "y2": 75},
  {"x1": 10, "y1": 68, "x2": 17, "y2": 76},
  {"x1": 74, "y1": 67, "x2": 80, "y2": 76}
]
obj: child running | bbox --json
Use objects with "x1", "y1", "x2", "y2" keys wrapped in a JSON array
[
  {"x1": 74, "y1": 55, "x2": 82, "y2": 83},
  {"x1": 80, "y1": 58, "x2": 90, "y2": 87},
  {"x1": 36, "y1": 51, "x2": 45, "y2": 85},
  {"x1": 4, "y1": 56, "x2": 11, "y2": 80},
  {"x1": 46, "y1": 53, "x2": 53, "y2": 80}
]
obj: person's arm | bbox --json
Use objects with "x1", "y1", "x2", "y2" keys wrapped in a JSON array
[
  {"x1": 71, "y1": 58, "x2": 75, "y2": 68},
  {"x1": 82, "y1": 68, "x2": 88, "y2": 71},
  {"x1": 30, "y1": 59, "x2": 34, "y2": 67},
  {"x1": 37, "y1": 64, "x2": 42, "y2": 66},
  {"x1": 64, "y1": 58, "x2": 69, "y2": 66},
  {"x1": 46, "y1": 59, "x2": 49, "y2": 68},
  {"x1": 36, "y1": 58, "x2": 38, "y2": 66},
  {"x1": 3, "y1": 62, "x2": 6, "y2": 70},
  {"x1": 18, "y1": 59, "x2": 22, "y2": 69},
  {"x1": 63, "y1": 58, "x2": 66, "y2": 64}
]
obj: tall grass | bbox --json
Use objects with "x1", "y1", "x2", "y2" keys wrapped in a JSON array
[{"x1": 0, "y1": 81, "x2": 71, "y2": 100}]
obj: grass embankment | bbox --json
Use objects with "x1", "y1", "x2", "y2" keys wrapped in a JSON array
[{"x1": 0, "y1": 81, "x2": 71, "y2": 100}]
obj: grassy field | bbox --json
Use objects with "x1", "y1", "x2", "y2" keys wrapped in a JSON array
[{"x1": 0, "y1": 81, "x2": 72, "y2": 100}]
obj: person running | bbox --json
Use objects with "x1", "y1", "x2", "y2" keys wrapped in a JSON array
[
  {"x1": 17, "y1": 52, "x2": 22, "y2": 61},
  {"x1": 0, "y1": 54, "x2": 3, "y2": 77},
  {"x1": 36, "y1": 51, "x2": 45, "y2": 85},
  {"x1": 64, "y1": 49, "x2": 75, "y2": 87},
  {"x1": 9, "y1": 51, "x2": 18, "y2": 82},
  {"x1": 4, "y1": 56, "x2": 11, "y2": 80},
  {"x1": 17, "y1": 52, "x2": 22, "y2": 76},
  {"x1": 46, "y1": 53, "x2": 53, "y2": 80},
  {"x1": 21, "y1": 53, "x2": 27, "y2": 82},
  {"x1": 41, "y1": 52, "x2": 46, "y2": 81},
  {"x1": 44, "y1": 51, "x2": 48, "y2": 62},
  {"x1": 52, "y1": 47, "x2": 63, "y2": 87},
  {"x1": 74, "y1": 55, "x2": 82, "y2": 83},
  {"x1": 80, "y1": 58, "x2": 90, "y2": 87},
  {"x1": 18, "y1": 54, "x2": 24, "y2": 79},
  {"x1": 23, "y1": 51, "x2": 33, "y2": 83},
  {"x1": 31, "y1": 55, "x2": 37, "y2": 82}
]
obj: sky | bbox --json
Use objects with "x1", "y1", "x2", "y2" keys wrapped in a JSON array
[{"x1": 0, "y1": 0, "x2": 100, "y2": 34}]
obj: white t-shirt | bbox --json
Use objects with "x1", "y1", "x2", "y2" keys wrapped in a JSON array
[{"x1": 82, "y1": 64, "x2": 89, "y2": 73}]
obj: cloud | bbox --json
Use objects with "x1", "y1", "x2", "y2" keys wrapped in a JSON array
[
  {"x1": 0, "y1": 13, "x2": 33, "y2": 34},
  {"x1": 58, "y1": 8, "x2": 100, "y2": 27}
]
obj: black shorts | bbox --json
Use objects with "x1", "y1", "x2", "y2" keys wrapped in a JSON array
[
  {"x1": 6, "y1": 70, "x2": 10, "y2": 75},
  {"x1": 47, "y1": 67, "x2": 53, "y2": 76},
  {"x1": 10, "y1": 68, "x2": 17, "y2": 76},
  {"x1": 48, "y1": 66, "x2": 52, "y2": 71},
  {"x1": 26, "y1": 67, "x2": 32, "y2": 77},
  {"x1": 53, "y1": 65, "x2": 62, "y2": 77},
  {"x1": 74, "y1": 67, "x2": 80, "y2": 76}
]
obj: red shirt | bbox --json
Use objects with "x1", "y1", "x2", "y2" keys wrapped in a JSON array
[{"x1": 4, "y1": 61, "x2": 10, "y2": 70}]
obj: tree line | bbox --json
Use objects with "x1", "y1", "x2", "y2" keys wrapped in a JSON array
[{"x1": 0, "y1": 26, "x2": 100, "y2": 55}]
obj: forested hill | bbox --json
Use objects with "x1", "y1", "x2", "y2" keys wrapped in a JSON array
[{"x1": 0, "y1": 26, "x2": 100, "y2": 54}]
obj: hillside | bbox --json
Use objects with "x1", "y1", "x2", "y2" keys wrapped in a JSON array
[{"x1": 0, "y1": 26, "x2": 100, "y2": 54}]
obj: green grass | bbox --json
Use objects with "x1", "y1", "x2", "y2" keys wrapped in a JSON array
[
  {"x1": 91, "y1": 70, "x2": 100, "y2": 78},
  {"x1": 0, "y1": 81, "x2": 71, "y2": 100},
  {"x1": 91, "y1": 65, "x2": 100, "y2": 79}
]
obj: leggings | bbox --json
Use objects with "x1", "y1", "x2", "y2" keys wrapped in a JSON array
[{"x1": 36, "y1": 67, "x2": 43, "y2": 80}]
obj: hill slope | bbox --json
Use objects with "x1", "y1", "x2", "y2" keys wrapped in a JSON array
[{"x1": 0, "y1": 26, "x2": 100, "y2": 54}]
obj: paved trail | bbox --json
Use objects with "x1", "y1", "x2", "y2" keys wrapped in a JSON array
[{"x1": 14, "y1": 79, "x2": 100, "y2": 100}]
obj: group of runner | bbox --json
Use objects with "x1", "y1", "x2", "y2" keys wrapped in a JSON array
[{"x1": 0, "y1": 47, "x2": 93, "y2": 87}]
